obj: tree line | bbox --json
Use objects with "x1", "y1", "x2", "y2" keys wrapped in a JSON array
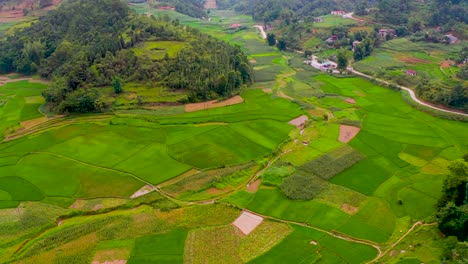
[
  {"x1": 0, "y1": 0, "x2": 252, "y2": 113},
  {"x1": 435, "y1": 156, "x2": 468, "y2": 262}
]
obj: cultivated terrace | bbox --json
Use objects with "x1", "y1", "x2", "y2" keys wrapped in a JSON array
[{"x1": 0, "y1": 0, "x2": 466, "y2": 264}]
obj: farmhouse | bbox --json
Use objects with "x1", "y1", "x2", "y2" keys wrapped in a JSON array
[
  {"x1": 158, "y1": 5, "x2": 175, "y2": 11},
  {"x1": 444, "y1": 34, "x2": 458, "y2": 44},
  {"x1": 331, "y1": 10, "x2": 346, "y2": 15},
  {"x1": 326, "y1": 35, "x2": 339, "y2": 44},
  {"x1": 352, "y1": 40, "x2": 361, "y2": 50},
  {"x1": 405, "y1": 70, "x2": 418, "y2": 76},
  {"x1": 379, "y1": 28, "x2": 396, "y2": 40},
  {"x1": 229, "y1": 23, "x2": 242, "y2": 29},
  {"x1": 314, "y1": 17, "x2": 323, "y2": 23}
]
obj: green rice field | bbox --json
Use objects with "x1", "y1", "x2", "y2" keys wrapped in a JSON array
[{"x1": 0, "y1": 4, "x2": 467, "y2": 264}]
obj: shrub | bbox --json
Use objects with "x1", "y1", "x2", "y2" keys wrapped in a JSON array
[
  {"x1": 300, "y1": 146, "x2": 364, "y2": 180},
  {"x1": 280, "y1": 173, "x2": 326, "y2": 200}
]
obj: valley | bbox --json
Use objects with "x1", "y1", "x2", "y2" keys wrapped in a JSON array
[{"x1": 0, "y1": 1, "x2": 467, "y2": 263}]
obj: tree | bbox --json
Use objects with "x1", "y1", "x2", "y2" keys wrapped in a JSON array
[
  {"x1": 354, "y1": 45, "x2": 364, "y2": 61},
  {"x1": 336, "y1": 49, "x2": 348, "y2": 71},
  {"x1": 112, "y1": 77, "x2": 123, "y2": 94},
  {"x1": 280, "y1": 173, "x2": 326, "y2": 200},
  {"x1": 267, "y1": 33, "x2": 276, "y2": 46},
  {"x1": 276, "y1": 39, "x2": 286, "y2": 51}
]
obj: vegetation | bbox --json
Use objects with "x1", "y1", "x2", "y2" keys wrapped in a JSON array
[
  {"x1": 280, "y1": 173, "x2": 326, "y2": 200},
  {"x1": 0, "y1": 0, "x2": 253, "y2": 112},
  {"x1": 436, "y1": 159, "x2": 468, "y2": 241},
  {"x1": 0, "y1": 3, "x2": 467, "y2": 264}
]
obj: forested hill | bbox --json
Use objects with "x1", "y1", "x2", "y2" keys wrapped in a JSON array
[
  {"x1": 221, "y1": 0, "x2": 466, "y2": 27},
  {"x1": 222, "y1": 0, "x2": 355, "y2": 22},
  {"x1": 0, "y1": 0, "x2": 252, "y2": 112}
]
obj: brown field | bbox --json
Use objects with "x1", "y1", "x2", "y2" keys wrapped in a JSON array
[
  {"x1": 0, "y1": 0, "x2": 61, "y2": 22},
  {"x1": 338, "y1": 125, "x2": 361, "y2": 143},
  {"x1": 246, "y1": 179, "x2": 261, "y2": 193},
  {"x1": 288, "y1": 115, "x2": 309, "y2": 129},
  {"x1": 440, "y1": 60, "x2": 455, "y2": 68},
  {"x1": 185, "y1": 95, "x2": 244, "y2": 112},
  {"x1": 233, "y1": 211, "x2": 264, "y2": 235},
  {"x1": 262, "y1": 88, "x2": 272, "y2": 93},
  {"x1": 92, "y1": 248, "x2": 129, "y2": 264},
  {"x1": 341, "y1": 203, "x2": 358, "y2": 214},
  {"x1": 398, "y1": 57, "x2": 431, "y2": 64}
]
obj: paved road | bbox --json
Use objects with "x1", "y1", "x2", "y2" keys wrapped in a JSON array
[{"x1": 348, "y1": 68, "x2": 468, "y2": 117}]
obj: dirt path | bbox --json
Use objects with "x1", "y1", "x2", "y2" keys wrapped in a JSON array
[
  {"x1": 348, "y1": 68, "x2": 468, "y2": 117},
  {"x1": 376, "y1": 221, "x2": 437, "y2": 262},
  {"x1": 254, "y1": 25, "x2": 267, "y2": 40},
  {"x1": 242, "y1": 209, "x2": 383, "y2": 263},
  {"x1": 276, "y1": 71, "x2": 296, "y2": 100}
]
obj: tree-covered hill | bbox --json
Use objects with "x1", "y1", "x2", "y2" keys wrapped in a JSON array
[{"x1": 0, "y1": 0, "x2": 252, "y2": 112}]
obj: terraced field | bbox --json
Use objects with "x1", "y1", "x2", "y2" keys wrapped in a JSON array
[{"x1": 0, "y1": 6, "x2": 466, "y2": 264}]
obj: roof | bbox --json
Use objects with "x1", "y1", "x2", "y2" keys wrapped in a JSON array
[
  {"x1": 230, "y1": 23, "x2": 242, "y2": 28},
  {"x1": 406, "y1": 70, "x2": 417, "y2": 74}
]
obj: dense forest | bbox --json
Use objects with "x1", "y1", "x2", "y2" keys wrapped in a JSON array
[
  {"x1": 147, "y1": 0, "x2": 207, "y2": 18},
  {"x1": 218, "y1": 0, "x2": 466, "y2": 28},
  {"x1": 0, "y1": 0, "x2": 252, "y2": 112}
]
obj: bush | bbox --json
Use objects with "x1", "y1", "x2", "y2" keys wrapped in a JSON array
[
  {"x1": 300, "y1": 146, "x2": 364, "y2": 180},
  {"x1": 262, "y1": 166, "x2": 294, "y2": 186},
  {"x1": 280, "y1": 173, "x2": 326, "y2": 200}
]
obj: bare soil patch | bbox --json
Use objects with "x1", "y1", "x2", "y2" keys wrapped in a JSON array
[
  {"x1": 92, "y1": 260, "x2": 127, "y2": 264},
  {"x1": 249, "y1": 59, "x2": 257, "y2": 64},
  {"x1": 247, "y1": 179, "x2": 261, "y2": 193},
  {"x1": 398, "y1": 57, "x2": 431, "y2": 64},
  {"x1": 440, "y1": 60, "x2": 455, "y2": 68},
  {"x1": 185, "y1": 95, "x2": 243, "y2": 112},
  {"x1": 288, "y1": 115, "x2": 309, "y2": 129},
  {"x1": 262, "y1": 88, "x2": 272, "y2": 93},
  {"x1": 278, "y1": 90, "x2": 293, "y2": 100},
  {"x1": 232, "y1": 211, "x2": 264, "y2": 235},
  {"x1": 92, "y1": 247, "x2": 129, "y2": 264},
  {"x1": 341, "y1": 203, "x2": 358, "y2": 214},
  {"x1": 344, "y1": 98, "x2": 356, "y2": 104},
  {"x1": 207, "y1": 187, "x2": 223, "y2": 195},
  {"x1": 338, "y1": 125, "x2": 361, "y2": 143},
  {"x1": 130, "y1": 185, "x2": 155, "y2": 199}
]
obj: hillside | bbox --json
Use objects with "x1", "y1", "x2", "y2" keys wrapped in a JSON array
[{"x1": 0, "y1": 0, "x2": 252, "y2": 112}]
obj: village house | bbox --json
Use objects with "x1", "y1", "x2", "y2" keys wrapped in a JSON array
[
  {"x1": 326, "y1": 35, "x2": 339, "y2": 44},
  {"x1": 352, "y1": 40, "x2": 361, "y2": 50},
  {"x1": 158, "y1": 5, "x2": 175, "y2": 11},
  {"x1": 405, "y1": 70, "x2": 418, "y2": 76},
  {"x1": 331, "y1": 10, "x2": 346, "y2": 16},
  {"x1": 229, "y1": 23, "x2": 242, "y2": 29},
  {"x1": 379, "y1": 28, "x2": 397, "y2": 40},
  {"x1": 444, "y1": 34, "x2": 458, "y2": 44},
  {"x1": 314, "y1": 17, "x2": 323, "y2": 23},
  {"x1": 320, "y1": 61, "x2": 336, "y2": 71}
]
